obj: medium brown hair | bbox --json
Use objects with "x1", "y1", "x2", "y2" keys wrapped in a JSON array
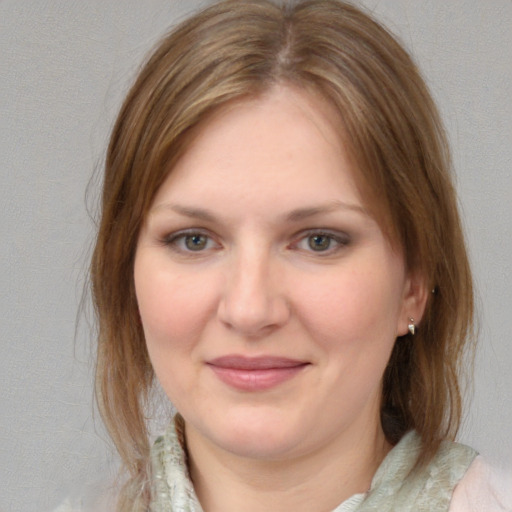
[{"x1": 91, "y1": 1, "x2": 474, "y2": 509}]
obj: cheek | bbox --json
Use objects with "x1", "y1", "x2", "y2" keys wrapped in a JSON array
[
  {"x1": 293, "y1": 258, "x2": 405, "y2": 351},
  {"x1": 134, "y1": 254, "x2": 216, "y2": 354},
  {"x1": 134, "y1": 254, "x2": 221, "y2": 409},
  {"x1": 291, "y1": 258, "x2": 406, "y2": 422}
]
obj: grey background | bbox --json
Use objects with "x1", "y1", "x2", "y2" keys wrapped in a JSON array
[{"x1": 1, "y1": 1, "x2": 511, "y2": 511}]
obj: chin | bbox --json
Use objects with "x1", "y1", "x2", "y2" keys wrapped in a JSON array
[
  {"x1": 221, "y1": 429, "x2": 302, "y2": 460},
  {"x1": 196, "y1": 408, "x2": 308, "y2": 460}
]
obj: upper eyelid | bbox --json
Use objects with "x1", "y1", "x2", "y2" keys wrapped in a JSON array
[
  {"x1": 292, "y1": 228, "x2": 350, "y2": 242},
  {"x1": 162, "y1": 227, "x2": 214, "y2": 242}
]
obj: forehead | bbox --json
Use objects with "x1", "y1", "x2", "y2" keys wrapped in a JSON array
[{"x1": 151, "y1": 84, "x2": 365, "y2": 210}]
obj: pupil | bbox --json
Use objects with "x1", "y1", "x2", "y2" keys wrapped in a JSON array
[
  {"x1": 186, "y1": 234, "x2": 206, "y2": 251},
  {"x1": 309, "y1": 235, "x2": 330, "y2": 251}
]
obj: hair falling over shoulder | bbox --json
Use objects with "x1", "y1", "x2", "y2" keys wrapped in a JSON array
[{"x1": 90, "y1": 1, "x2": 474, "y2": 509}]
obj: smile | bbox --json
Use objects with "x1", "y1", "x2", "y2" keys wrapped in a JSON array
[{"x1": 206, "y1": 356, "x2": 310, "y2": 391}]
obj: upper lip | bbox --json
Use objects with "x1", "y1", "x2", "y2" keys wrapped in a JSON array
[{"x1": 207, "y1": 355, "x2": 309, "y2": 370}]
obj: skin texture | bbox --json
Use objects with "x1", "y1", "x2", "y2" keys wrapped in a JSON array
[{"x1": 134, "y1": 85, "x2": 427, "y2": 512}]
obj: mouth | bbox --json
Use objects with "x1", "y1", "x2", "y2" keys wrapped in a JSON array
[{"x1": 206, "y1": 355, "x2": 310, "y2": 391}]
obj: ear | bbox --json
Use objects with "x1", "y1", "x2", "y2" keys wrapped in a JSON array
[{"x1": 396, "y1": 271, "x2": 429, "y2": 336}]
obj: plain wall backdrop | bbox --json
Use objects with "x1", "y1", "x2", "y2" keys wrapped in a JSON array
[{"x1": 1, "y1": 1, "x2": 511, "y2": 511}]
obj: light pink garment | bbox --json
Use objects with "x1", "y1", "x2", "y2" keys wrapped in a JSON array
[{"x1": 450, "y1": 456, "x2": 512, "y2": 511}]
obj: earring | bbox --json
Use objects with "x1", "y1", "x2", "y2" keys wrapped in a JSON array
[{"x1": 408, "y1": 318, "x2": 416, "y2": 336}]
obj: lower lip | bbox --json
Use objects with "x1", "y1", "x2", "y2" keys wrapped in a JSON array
[{"x1": 208, "y1": 364, "x2": 308, "y2": 391}]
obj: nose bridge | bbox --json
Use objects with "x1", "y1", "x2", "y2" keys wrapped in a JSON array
[{"x1": 218, "y1": 241, "x2": 288, "y2": 335}]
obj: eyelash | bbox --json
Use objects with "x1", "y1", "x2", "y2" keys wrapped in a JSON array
[
  {"x1": 162, "y1": 229, "x2": 219, "y2": 254},
  {"x1": 161, "y1": 229, "x2": 351, "y2": 256},
  {"x1": 290, "y1": 230, "x2": 351, "y2": 255}
]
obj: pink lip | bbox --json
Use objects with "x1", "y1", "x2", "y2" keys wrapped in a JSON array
[{"x1": 206, "y1": 356, "x2": 309, "y2": 391}]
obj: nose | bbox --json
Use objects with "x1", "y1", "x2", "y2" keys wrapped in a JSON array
[{"x1": 217, "y1": 248, "x2": 290, "y2": 338}]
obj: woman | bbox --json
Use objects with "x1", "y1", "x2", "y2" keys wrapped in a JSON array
[{"x1": 69, "y1": 0, "x2": 508, "y2": 510}]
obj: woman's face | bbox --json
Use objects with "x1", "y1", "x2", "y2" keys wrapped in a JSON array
[{"x1": 135, "y1": 85, "x2": 421, "y2": 461}]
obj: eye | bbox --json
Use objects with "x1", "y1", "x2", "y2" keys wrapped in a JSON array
[
  {"x1": 308, "y1": 234, "x2": 333, "y2": 251},
  {"x1": 184, "y1": 233, "x2": 209, "y2": 251},
  {"x1": 293, "y1": 231, "x2": 350, "y2": 254},
  {"x1": 163, "y1": 230, "x2": 218, "y2": 253}
]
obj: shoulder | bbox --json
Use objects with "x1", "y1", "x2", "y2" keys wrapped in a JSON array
[
  {"x1": 50, "y1": 485, "x2": 117, "y2": 512},
  {"x1": 52, "y1": 498, "x2": 82, "y2": 512},
  {"x1": 449, "y1": 456, "x2": 512, "y2": 512}
]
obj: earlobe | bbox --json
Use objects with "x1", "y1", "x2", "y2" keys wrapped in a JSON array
[{"x1": 397, "y1": 272, "x2": 429, "y2": 336}]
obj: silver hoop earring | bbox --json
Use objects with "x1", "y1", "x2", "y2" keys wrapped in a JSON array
[{"x1": 408, "y1": 318, "x2": 416, "y2": 336}]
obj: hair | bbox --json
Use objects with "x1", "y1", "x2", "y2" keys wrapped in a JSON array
[{"x1": 90, "y1": 0, "x2": 474, "y2": 510}]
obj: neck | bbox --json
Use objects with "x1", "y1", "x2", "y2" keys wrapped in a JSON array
[{"x1": 186, "y1": 422, "x2": 390, "y2": 512}]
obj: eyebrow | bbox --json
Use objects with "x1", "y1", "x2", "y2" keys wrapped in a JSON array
[
  {"x1": 151, "y1": 200, "x2": 369, "y2": 225},
  {"x1": 284, "y1": 201, "x2": 368, "y2": 222},
  {"x1": 151, "y1": 203, "x2": 218, "y2": 222}
]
